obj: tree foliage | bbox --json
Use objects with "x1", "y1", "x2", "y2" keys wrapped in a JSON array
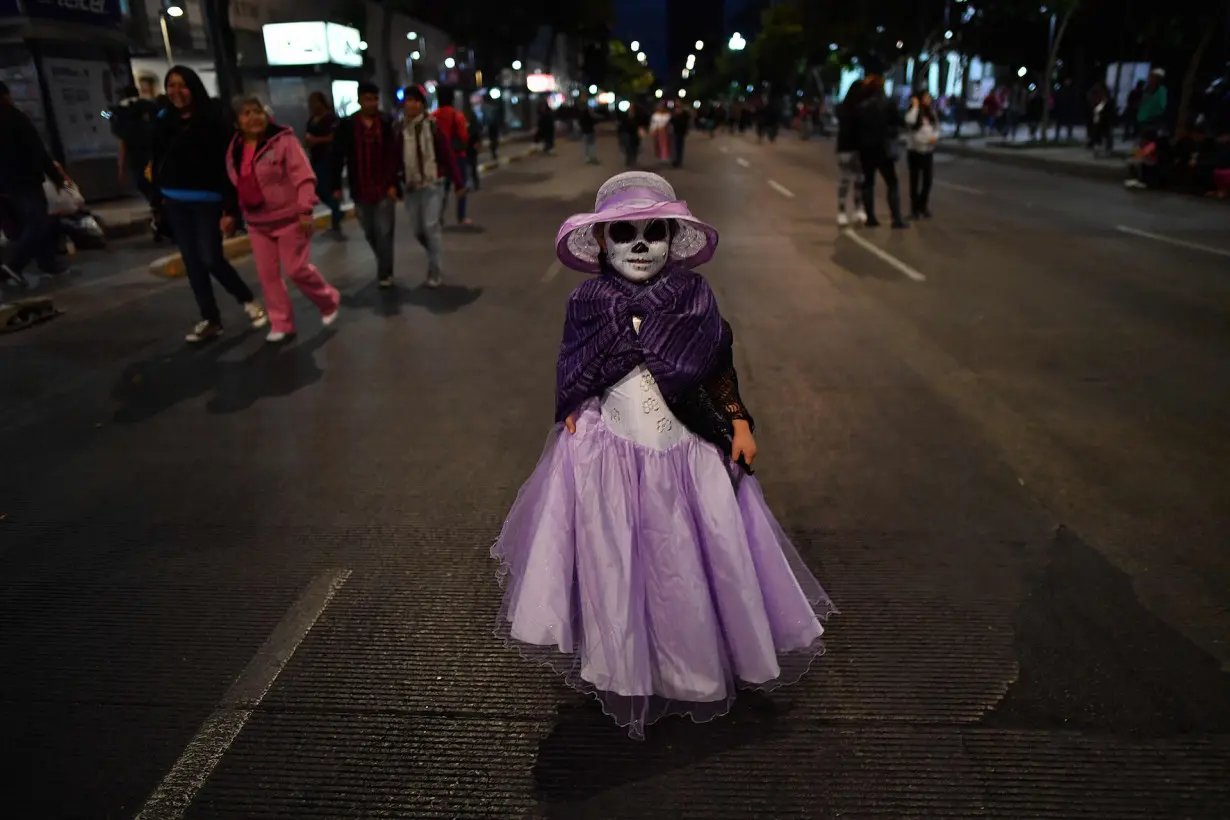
[{"x1": 696, "y1": 0, "x2": 1222, "y2": 100}]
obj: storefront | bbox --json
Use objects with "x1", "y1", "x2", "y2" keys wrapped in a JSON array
[{"x1": 0, "y1": 0, "x2": 132, "y2": 200}]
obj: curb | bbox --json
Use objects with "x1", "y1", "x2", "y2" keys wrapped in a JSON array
[
  {"x1": 937, "y1": 142, "x2": 1126, "y2": 183},
  {"x1": 148, "y1": 145, "x2": 542, "y2": 279}
]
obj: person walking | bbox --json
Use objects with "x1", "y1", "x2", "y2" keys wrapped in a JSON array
[
  {"x1": 536, "y1": 100, "x2": 557, "y2": 155},
  {"x1": 222, "y1": 95, "x2": 339, "y2": 343},
  {"x1": 670, "y1": 103, "x2": 691, "y2": 168},
  {"x1": 855, "y1": 68, "x2": 907, "y2": 229},
  {"x1": 579, "y1": 100, "x2": 598, "y2": 164},
  {"x1": 431, "y1": 86, "x2": 471, "y2": 225},
  {"x1": 650, "y1": 102, "x2": 671, "y2": 163},
  {"x1": 331, "y1": 82, "x2": 401, "y2": 287},
  {"x1": 905, "y1": 90, "x2": 939, "y2": 219},
  {"x1": 835, "y1": 79, "x2": 867, "y2": 227},
  {"x1": 400, "y1": 85, "x2": 465, "y2": 289},
  {"x1": 149, "y1": 66, "x2": 266, "y2": 342},
  {"x1": 464, "y1": 106, "x2": 482, "y2": 193},
  {"x1": 304, "y1": 91, "x2": 345, "y2": 239},
  {"x1": 619, "y1": 102, "x2": 643, "y2": 167},
  {"x1": 0, "y1": 80, "x2": 69, "y2": 288}
]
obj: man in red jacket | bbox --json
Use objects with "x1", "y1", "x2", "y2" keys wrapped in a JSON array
[
  {"x1": 431, "y1": 86, "x2": 471, "y2": 225},
  {"x1": 402, "y1": 85, "x2": 465, "y2": 288}
]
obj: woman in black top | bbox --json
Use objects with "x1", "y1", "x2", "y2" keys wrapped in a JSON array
[
  {"x1": 305, "y1": 92, "x2": 344, "y2": 236},
  {"x1": 150, "y1": 65, "x2": 266, "y2": 343}
]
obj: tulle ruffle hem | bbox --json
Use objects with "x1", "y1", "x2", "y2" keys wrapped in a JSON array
[{"x1": 491, "y1": 399, "x2": 836, "y2": 739}]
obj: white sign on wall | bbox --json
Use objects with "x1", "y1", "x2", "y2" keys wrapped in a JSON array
[
  {"x1": 326, "y1": 24, "x2": 363, "y2": 68},
  {"x1": 263, "y1": 22, "x2": 329, "y2": 66},
  {"x1": 43, "y1": 57, "x2": 119, "y2": 161},
  {"x1": 331, "y1": 80, "x2": 360, "y2": 117},
  {"x1": 263, "y1": 21, "x2": 363, "y2": 67}
]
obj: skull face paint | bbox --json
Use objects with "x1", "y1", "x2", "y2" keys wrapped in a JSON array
[{"x1": 603, "y1": 219, "x2": 671, "y2": 282}]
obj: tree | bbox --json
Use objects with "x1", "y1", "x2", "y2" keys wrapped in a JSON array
[
  {"x1": 1035, "y1": 0, "x2": 1080, "y2": 141},
  {"x1": 607, "y1": 40, "x2": 654, "y2": 97}
]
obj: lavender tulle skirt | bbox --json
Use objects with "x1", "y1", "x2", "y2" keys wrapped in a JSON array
[{"x1": 491, "y1": 399, "x2": 837, "y2": 739}]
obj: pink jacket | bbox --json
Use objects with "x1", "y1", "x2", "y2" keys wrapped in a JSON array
[{"x1": 224, "y1": 124, "x2": 317, "y2": 228}]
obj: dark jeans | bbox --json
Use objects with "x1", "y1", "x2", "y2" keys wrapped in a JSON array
[
  {"x1": 672, "y1": 133, "x2": 687, "y2": 167},
  {"x1": 2, "y1": 186, "x2": 58, "y2": 275},
  {"x1": 860, "y1": 149, "x2": 904, "y2": 224},
  {"x1": 311, "y1": 159, "x2": 342, "y2": 229},
  {"x1": 161, "y1": 198, "x2": 255, "y2": 324},
  {"x1": 907, "y1": 151, "x2": 934, "y2": 215},
  {"x1": 354, "y1": 198, "x2": 395, "y2": 281}
]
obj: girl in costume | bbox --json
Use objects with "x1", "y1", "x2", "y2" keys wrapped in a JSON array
[{"x1": 492, "y1": 172, "x2": 836, "y2": 740}]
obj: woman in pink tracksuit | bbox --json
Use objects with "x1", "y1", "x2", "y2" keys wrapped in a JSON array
[{"x1": 222, "y1": 95, "x2": 339, "y2": 343}]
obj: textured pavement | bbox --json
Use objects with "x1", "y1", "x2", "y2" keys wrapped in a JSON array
[{"x1": 2, "y1": 129, "x2": 1229, "y2": 819}]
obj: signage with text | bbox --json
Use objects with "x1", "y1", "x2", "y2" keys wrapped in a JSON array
[{"x1": 8, "y1": 0, "x2": 124, "y2": 25}]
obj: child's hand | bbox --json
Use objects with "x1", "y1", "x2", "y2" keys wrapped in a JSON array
[
  {"x1": 565, "y1": 415, "x2": 577, "y2": 434},
  {"x1": 731, "y1": 419, "x2": 756, "y2": 466}
]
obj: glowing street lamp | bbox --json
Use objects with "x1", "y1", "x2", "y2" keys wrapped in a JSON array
[
  {"x1": 637, "y1": 52, "x2": 647, "y2": 63},
  {"x1": 1018, "y1": 66, "x2": 1028, "y2": 77},
  {"x1": 655, "y1": 88, "x2": 663, "y2": 99},
  {"x1": 407, "y1": 31, "x2": 418, "y2": 40},
  {"x1": 512, "y1": 60, "x2": 522, "y2": 70},
  {"x1": 630, "y1": 40, "x2": 640, "y2": 52},
  {"x1": 728, "y1": 32, "x2": 746, "y2": 51},
  {"x1": 677, "y1": 88, "x2": 686, "y2": 98},
  {"x1": 165, "y1": 4, "x2": 184, "y2": 16},
  {"x1": 695, "y1": 40, "x2": 704, "y2": 50},
  {"x1": 444, "y1": 57, "x2": 456, "y2": 69},
  {"x1": 589, "y1": 84, "x2": 598, "y2": 94}
]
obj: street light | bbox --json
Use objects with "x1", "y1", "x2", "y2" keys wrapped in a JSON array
[
  {"x1": 945, "y1": 29, "x2": 953, "y2": 38},
  {"x1": 896, "y1": 40, "x2": 904, "y2": 49},
  {"x1": 631, "y1": 40, "x2": 640, "y2": 51},
  {"x1": 695, "y1": 40, "x2": 704, "y2": 50},
  {"x1": 637, "y1": 52, "x2": 647, "y2": 63},
  {"x1": 411, "y1": 50, "x2": 421, "y2": 60},
  {"x1": 678, "y1": 88, "x2": 686, "y2": 98},
  {"x1": 444, "y1": 57, "x2": 456, "y2": 69},
  {"x1": 1018, "y1": 66, "x2": 1028, "y2": 77},
  {"x1": 655, "y1": 88, "x2": 663, "y2": 98},
  {"x1": 165, "y1": 4, "x2": 183, "y2": 16},
  {"x1": 407, "y1": 31, "x2": 417, "y2": 40},
  {"x1": 589, "y1": 84, "x2": 598, "y2": 94},
  {"x1": 512, "y1": 60, "x2": 522, "y2": 70},
  {"x1": 728, "y1": 32, "x2": 746, "y2": 51},
  {"x1": 682, "y1": 69, "x2": 689, "y2": 79},
  {"x1": 686, "y1": 54, "x2": 696, "y2": 69}
]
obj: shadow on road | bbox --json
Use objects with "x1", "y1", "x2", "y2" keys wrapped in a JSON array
[
  {"x1": 109, "y1": 330, "x2": 335, "y2": 422},
  {"x1": 532, "y1": 691, "x2": 788, "y2": 815},
  {"x1": 342, "y1": 280, "x2": 483, "y2": 317}
]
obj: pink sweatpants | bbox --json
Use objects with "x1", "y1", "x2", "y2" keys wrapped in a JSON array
[{"x1": 247, "y1": 221, "x2": 340, "y2": 334}]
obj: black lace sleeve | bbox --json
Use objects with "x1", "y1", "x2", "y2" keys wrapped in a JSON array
[{"x1": 702, "y1": 321, "x2": 754, "y2": 430}]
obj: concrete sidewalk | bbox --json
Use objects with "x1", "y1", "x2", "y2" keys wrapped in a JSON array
[
  {"x1": 146, "y1": 142, "x2": 542, "y2": 279},
  {"x1": 934, "y1": 123, "x2": 1133, "y2": 182}
]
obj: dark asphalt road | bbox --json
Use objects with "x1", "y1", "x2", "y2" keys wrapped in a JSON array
[{"x1": 2, "y1": 129, "x2": 1228, "y2": 819}]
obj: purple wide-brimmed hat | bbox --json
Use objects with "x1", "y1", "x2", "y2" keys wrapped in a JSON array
[{"x1": 555, "y1": 172, "x2": 719, "y2": 274}]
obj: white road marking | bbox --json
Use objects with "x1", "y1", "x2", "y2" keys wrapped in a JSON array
[
  {"x1": 768, "y1": 180, "x2": 795, "y2": 199},
  {"x1": 541, "y1": 260, "x2": 564, "y2": 283},
  {"x1": 842, "y1": 229, "x2": 927, "y2": 282},
  {"x1": 1115, "y1": 225, "x2": 1230, "y2": 260},
  {"x1": 136, "y1": 569, "x2": 352, "y2": 820},
  {"x1": 736, "y1": 157, "x2": 751, "y2": 168},
  {"x1": 936, "y1": 180, "x2": 984, "y2": 195}
]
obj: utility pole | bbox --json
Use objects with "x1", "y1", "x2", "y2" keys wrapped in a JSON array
[{"x1": 201, "y1": 0, "x2": 242, "y2": 103}]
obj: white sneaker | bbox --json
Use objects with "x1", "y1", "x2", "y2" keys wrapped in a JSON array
[
  {"x1": 837, "y1": 212, "x2": 850, "y2": 227},
  {"x1": 243, "y1": 302, "x2": 269, "y2": 328},
  {"x1": 425, "y1": 273, "x2": 442, "y2": 289},
  {"x1": 321, "y1": 309, "x2": 339, "y2": 327},
  {"x1": 854, "y1": 209, "x2": 868, "y2": 225},
  {"x1": 266, "y1": 330, "x2": 293, "y2": 343}
]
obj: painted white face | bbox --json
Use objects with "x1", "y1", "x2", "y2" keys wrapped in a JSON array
[{"x1": 603, "y1": 218, "x2": 671, "y2": 282}]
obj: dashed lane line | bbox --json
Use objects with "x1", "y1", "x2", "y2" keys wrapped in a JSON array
[
  {"x1": 1115, "y1": 225, "x2": 1230, "y2": 260},
  {"x1": 736, "y1": 157, "x2": 751, "y2": 168},
  {"x1": 135, "y1": 569, "x2": 352, "y2": 820},
  {"x1": 768, "y1": 180, "x2": 796, "y2": 199},
  {"x1": 842, "y1": 228, "x2": 927, "y2": 282}
]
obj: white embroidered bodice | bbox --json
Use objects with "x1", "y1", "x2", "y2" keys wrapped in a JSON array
[{"x1": 599, "y1": 316, "x2": 689, "y2": 450}]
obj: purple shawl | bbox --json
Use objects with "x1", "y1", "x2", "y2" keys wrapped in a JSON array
[{"x1": 556, "y1": 267, "x2": 729, "y2": 423}]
